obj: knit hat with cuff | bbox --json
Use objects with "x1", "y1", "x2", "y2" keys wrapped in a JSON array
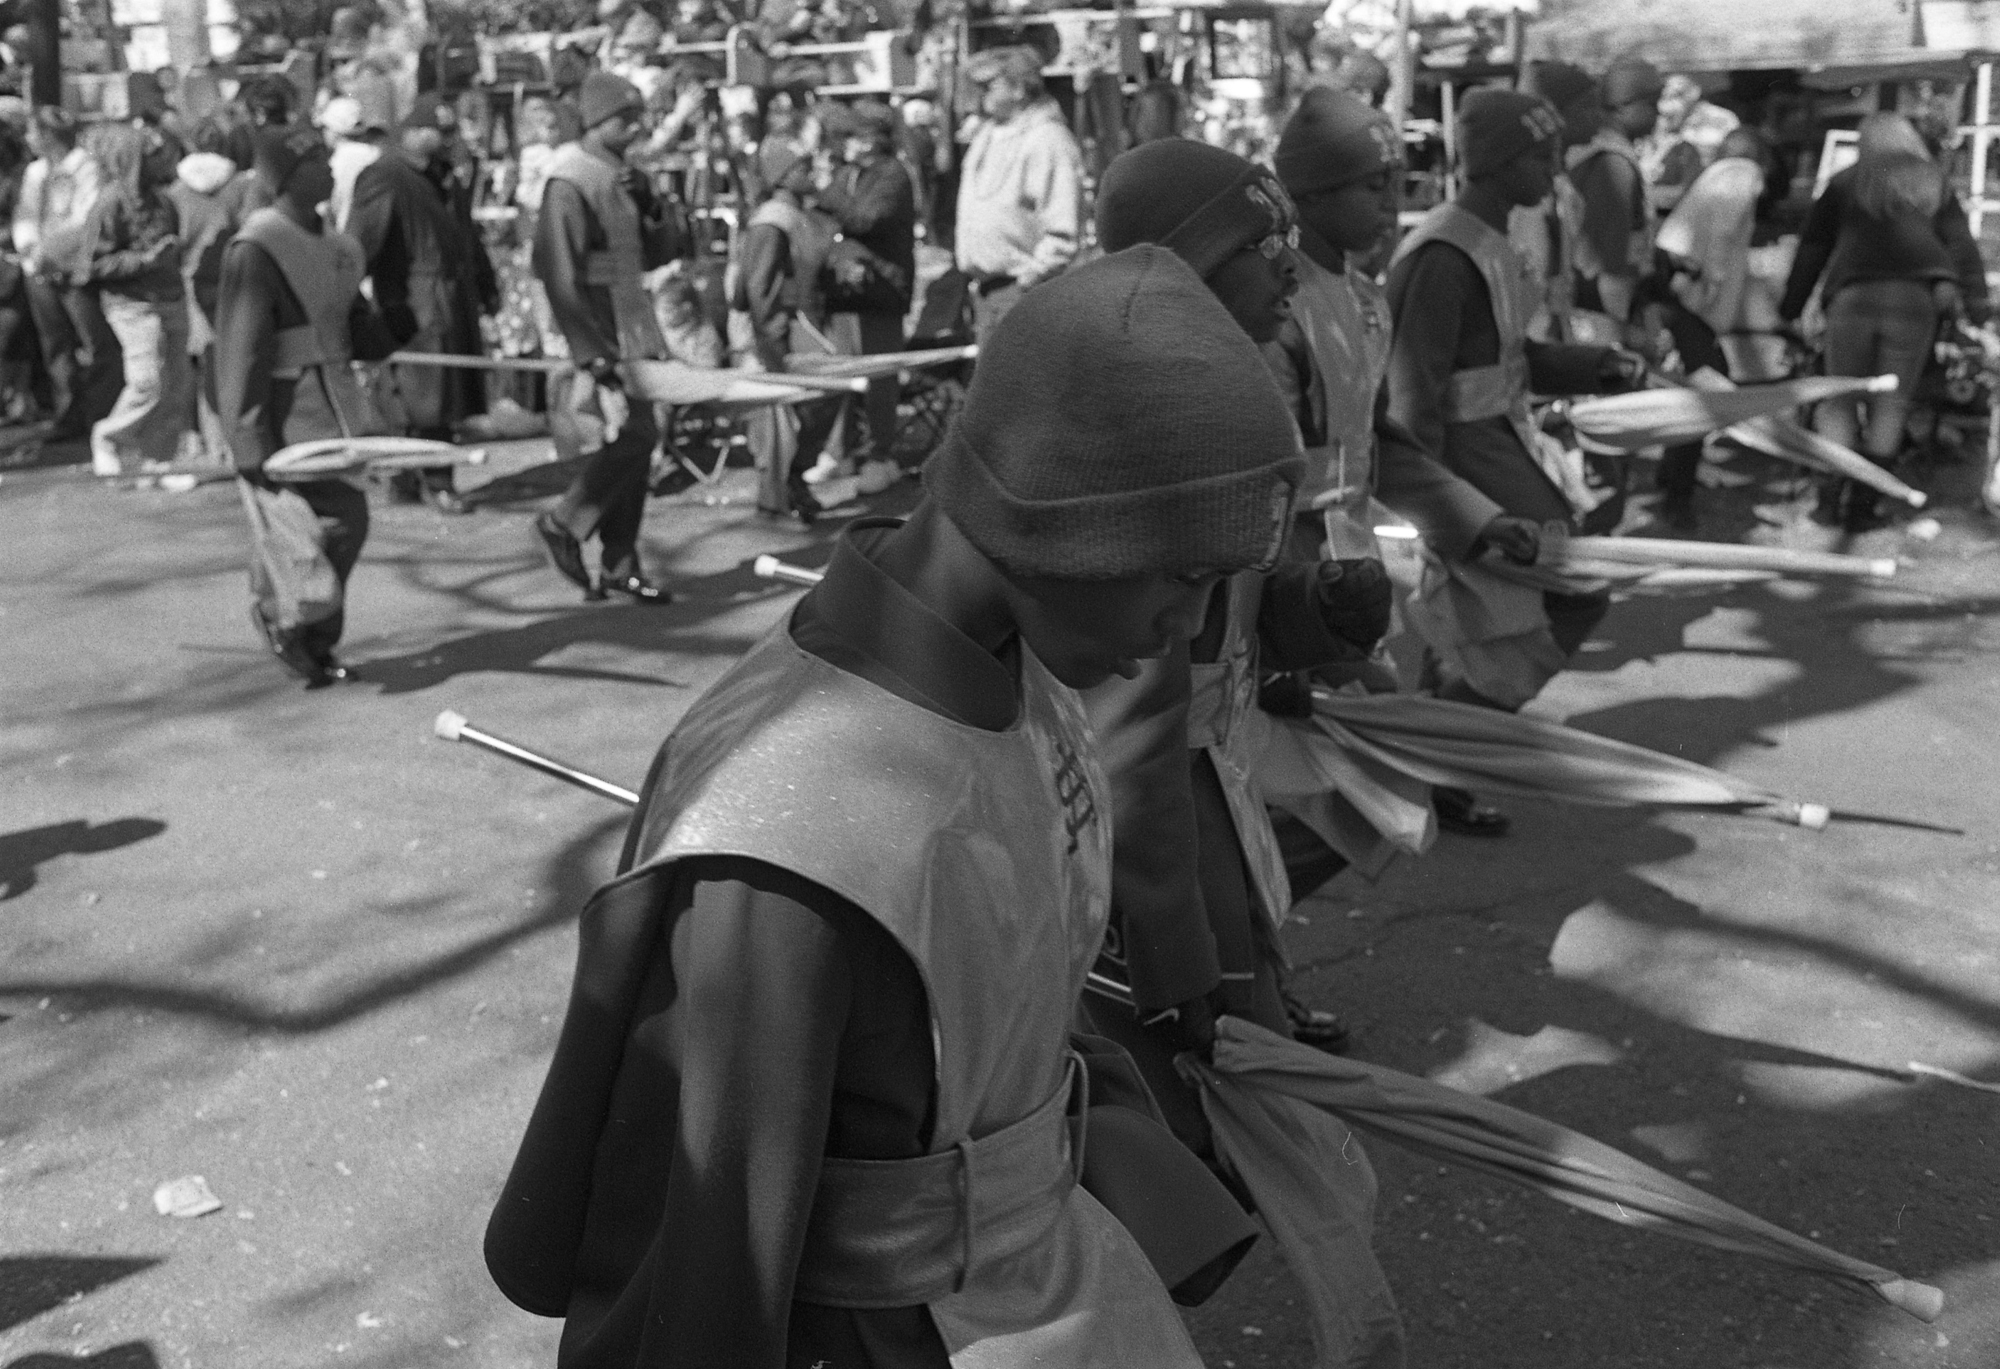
[
  {"x1": 253, "y1": 126, "x2": 331, "y2": 193},
  {"x1": 1275, "y1": 85, "x2": 1400, "y2": 197},
  {"x1": 925, "y1": 246, "x2": 1304, "y2": 581},
  {"x1": 580, "y1": 71, "x2": 645, "y2": 130},
  {"x1": 1095, "y1": 140, "x2": 1295, "y2": 280},
  {"x1": 1457, "y1": 88, "x2": 1563, "y2": 179}
]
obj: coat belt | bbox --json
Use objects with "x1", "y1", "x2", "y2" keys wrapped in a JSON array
[{"x1": 794, "y1": 1055, "x2": 1085, "y2": 1309}]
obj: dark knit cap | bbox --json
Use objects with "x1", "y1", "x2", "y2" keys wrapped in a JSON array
[
  {"x1": 253, "y1": 126, "x2": 330, "y2": 191},
  {"x1": 1095, "y1": 140, "x2": 1294, "y2": 281},
  {"x1": 925, "y1": 247, "x2": 1303, "y2": 581},
  {"x1": 1457, "y1": 88, "x2": 1563, "y2": 179},
  {"x1": 824, "y1": 98, "x2": 895, "y2": 142},
  {"x1": 1522, "y1": 61, "x2": 1596, "y2": 114},
  {"x1": 580, "y1": 71, "x2": 645, "y2": 130},
  {"x1": 1275, "y1": 85, "x2": 1399, "y2": 197},
  {"x1": 1603, "y1": 57, "x2": 1664, "y2": 107}
]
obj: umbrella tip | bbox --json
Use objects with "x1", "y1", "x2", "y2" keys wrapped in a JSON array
[
  {"x1": 1868, "y1": 559, "x2": 1899, "y2": 579},
  {"x1": 434, "y1": 709, "x2": 467, "y2": 742},
  {"x1": 1794, "y1": 803, "x2": 1831, "y2": 830},
  {"x1": 1876, "y1": 1278, "x2": 1945, "y2": 1322},
  {"x1": 1903, "y1": 489, "x2": 1929, "y2": 508},
  {"x1": 752, "y1": 555, "x2": 781, "y2": 580},
  {"x1": 1866, "y1": 374, "x2": 1900, "y2": 394}
]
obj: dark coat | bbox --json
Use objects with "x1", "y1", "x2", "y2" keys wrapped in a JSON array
[{"x1": 347, "y1": 152, "x2": 487, "y2": 431}]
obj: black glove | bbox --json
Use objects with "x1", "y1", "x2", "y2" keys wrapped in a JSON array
[
  {"x1": 583, "y1": 354, "x2": 624, "y2": 390},
  {"x1": 620, "y1": 166, "x2": 658, "y2": 215},
  {"x1": 1475, "y1": 514, "x2": 1541, "y2": 565},
  {"x1": 1140, "y1": 992, "x2": 1219, "y2": 1059},
  {"x1": 1313, "y1": 558, "x2": 1392, "y2": 653},
  {"x1": 1257, "y1": 669, "x2": 1314, "y2": 718}
]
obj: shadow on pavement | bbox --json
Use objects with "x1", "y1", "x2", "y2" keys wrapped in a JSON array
[
  {"x1": 3, "y1": 1347, "x2": 161, "y2": 1369},
  {"x1": 0, "y1": 1256, "x2": 160, "y2": 1333},
  {"x1": 0, "y1": 821, "x2": 167, "y2": 901}
]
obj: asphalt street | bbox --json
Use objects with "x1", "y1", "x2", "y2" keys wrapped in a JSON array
[{"x1": 3, "y1": 442, "x2": 1997, "y2": 1369}]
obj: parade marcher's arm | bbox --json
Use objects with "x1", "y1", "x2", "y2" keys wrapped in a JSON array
[
  {"x1": 1524, "y1": 337, "x2": 1616, "y2": 395},
  {"x1": 1385, "y1": 242, "x2": 1474, "y2": 461},
  {"x1": 1372, "y1": 396, "x2": 1503, "y2": 561},
  {"x1": 213, "y1": 240, "x2": 288, "y2": 475},
  {"x1": 1020, "y1": 133, "x2": 1082, "y2": 286},
  {"x1": 1777, "y1": 181, "x2": 1841, "y2": 322},
  {"x1": 1257, "y1": 562, "x2": 1389, "y2": 669},
  {"x1": 534, "y1": 177, "x2": 621, "y2": 368},
  {"x1": 738, "y1": 220, "x2": 794, "y2": 372},
  {"x1": 645, "y1": 868, "x2": 852, "y2": 1367},
  {"x1": 1571, "y1": 151, "x2": 1644, "y2": 321},
  {"x1": 1086, "y1": 640, "x2": 1224, "y2": 1015},
  {"x1": 627, "y1": 168, "x2": 687, "y2": 270},
  {"x1": 82, "y1": 198, "x2": 164, "y2": 284}
]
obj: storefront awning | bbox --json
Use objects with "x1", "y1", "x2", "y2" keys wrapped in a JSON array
[{"x1": 1524, "y1": 0, "x2": 1924, "y2": 74}]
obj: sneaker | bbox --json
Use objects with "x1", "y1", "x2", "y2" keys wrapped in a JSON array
[
  {"x1": 857, "y1": 458, "x2": 903, "y2": 495},
  {"x1": 801, "y1": 452, "x2": 852, "y2": 486}
]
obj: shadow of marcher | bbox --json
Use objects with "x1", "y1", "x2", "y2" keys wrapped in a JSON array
[
  {"x1": 0, "y1": 1255, "x2": 160, "y2": 1333},
  {"x1": 4, "y1": 1347, "x2": 161, "y2": 1369},
  {"x1": 0, "y1": 821, "x2": 167, "y2": 901}
]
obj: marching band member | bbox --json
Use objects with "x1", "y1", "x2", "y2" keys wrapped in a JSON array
[
  {"x1": 1385, "y1": 89, "x2": 1644, "y2": 718},
  {"x1": 215, "y1": 128, "x2": 408, "y2": 688},
  {"x1": 486, "y1": 247, "x2": 1304, "y2": 1369},
  {"x1": 532, "y1": 71, "x2": 684, "y2": 604}
]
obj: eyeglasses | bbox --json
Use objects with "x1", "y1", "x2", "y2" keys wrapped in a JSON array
[{"x1": 1253, "y1": 224, "x2": 1300, "y2": 260}]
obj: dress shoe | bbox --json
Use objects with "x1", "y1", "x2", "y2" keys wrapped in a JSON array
[
  {"x1": 534, "y1": 511, "x2": 592, "y2": 590},
  {"x1": 253, "y1": 607, "x2": 330, "y2": 686},
  {"x1": 1283, "y1": 995, "x2": 1351, "y2": 1054},
  {"x1": 601, "y1": 574, "x2": 673, "y2": 605},
  {"x1": 1434, "y1": 785, "x2": 1511, "y2": 838}
]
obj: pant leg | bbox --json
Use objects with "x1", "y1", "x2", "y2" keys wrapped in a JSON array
[
  {"x1": 23, "y1": 274, "x2": 76, "y2": 420},
  {"x1": 1657, "y1": 300, "x2": 1729, "y2": 501},
  {"x1": 855, "y1": 307, "x2": 904, "y2": 454},
  {"x1": 63, "y1": 287, "x2": 124, "y2": 429},
  {"x1": 1855, "y1": 279, "x2": 1938, "y2": 461},
  {"x1": 565, "y1": 403, "x2": 660, "y2": 581},
  {"x1": 93, "y1": 292, "x2": 173, "y2": 470},
  {"x1": 294, "y1": 478, "x2": 371, "y2": 658},
  {"x1": 1544, "y1": 588, "x2": 1610, "y2": 658}
]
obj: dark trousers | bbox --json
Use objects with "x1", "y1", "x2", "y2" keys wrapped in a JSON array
[
  {"x1": 30, "y1": 282, "x2": 123, "y2": 433},
  {"x1": 251, "y1": 477, "x2": 370, "y2": 658},
  {"x1": 1655, "y1": 297, "x2": 1730, "y2": 503},
  {"x1": 854, "y1": 307, "x2": 904, "y2": 455},
  {"x1": 554, "y1": 403, "x2": 659, "y2": 581}
]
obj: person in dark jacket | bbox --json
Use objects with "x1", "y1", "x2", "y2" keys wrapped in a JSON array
[
  {"x1": 532, "y1": 72, "x2": 686, "y2": 604},
  {"x1": 484, "y1": 248, "x2": 1304, "y2": 1369},
  {"x1": 82, "y1": 122, "x2": 191, "y2": 474},
  {"x1": 348, "y1": 97, "x2": 490, "y2": 510},
  {"x1": 1779, "y1": 110, "x2": 1989, "y2": 530},
  {"x1": 735, "y1": 146, "x2": 842, "y2": 522},
  {"x1": 167, "y1": 118, "x2": 255, "y2": 463},
  {"x1": 215, "y1": 128, "x2": 408, "y2": 687},
  {"x1": 818, "y1": 99, "x2": 918, "y2": 466}
]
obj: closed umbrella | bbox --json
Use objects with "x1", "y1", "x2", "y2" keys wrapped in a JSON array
[
  {"x1": 1566, "y1": 373, "x2": 1894, "y2": 450},
  {"x1": 1184, "y1": 1018, "x2": 1944, "y2": 1322},
  {"x1": 1306, "y1": 690, "x2": 1830, "y2": 828}
]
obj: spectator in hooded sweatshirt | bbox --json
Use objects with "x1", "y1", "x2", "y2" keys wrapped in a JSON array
[
  {"x1": 167, "y1": 117, "x2": 255, "y2": 463},
  {"x1": 954, "y1": 45, "x2": 1085, "y2": 339},
  {"x1": 1780, "y1": 111, "x2": 1988, "y2": 531}
]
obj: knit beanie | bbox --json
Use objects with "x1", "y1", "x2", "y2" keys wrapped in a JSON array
[
  {"x1": 1521, "y1": 61, "x2": 1596, "y2": 116},
  {"x1": 253, "y1": 126, "x2": 329, "y2": 193},
  {"x1": 1275, "y1": 85, "x2": 1399, "y2": 198},
  {"x1": 1095, "y1": 141, "x2": 1294, "y2": 280},
  {"x1": 580, "y1": 71, "x2": 645, "y2": 130},
  {"x1": 1457, "y1": 88, "x2": 1562, "y2": 179},
  {"x1": 925, "y1": 247, "x2": 1304, "y2": 580},
  {"x1": 1603, "y1": 57, "x2": 1664, "y2": 108}
]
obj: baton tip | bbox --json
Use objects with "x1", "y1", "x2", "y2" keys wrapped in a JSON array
[
  {"x1": 1904, "y1": 490, "x2": 1928, "y2": 508},
  {"x1": 434, "y1": 709, "x2": 468, "y2": 741}
]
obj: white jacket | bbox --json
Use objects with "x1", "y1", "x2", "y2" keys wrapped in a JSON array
[{"x1": 954, "y1": 99, "x2": 1084, "y2": 286}]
